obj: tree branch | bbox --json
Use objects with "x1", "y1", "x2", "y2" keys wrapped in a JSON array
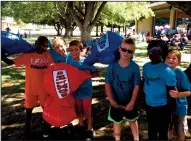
[
  {"x1": 84, "y1": 2, "x2": 95, "y2": 27},
  {"x1": 90, "y1": 2, "x2": 107, "y2": 29},
  {"x1": 68, "y1": 2, "x2": 82, "y2": 29}
]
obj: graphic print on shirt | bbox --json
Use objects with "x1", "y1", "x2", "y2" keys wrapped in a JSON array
[
  {"x1": 144, "y1": 75, "x2": 161, "y2": 86},
  {"x1": 53, "y1": 70, "x2": 70, "y2": 99},
  {"x1": 30, "y1": 58, "x2": 49, "y2": 69}
]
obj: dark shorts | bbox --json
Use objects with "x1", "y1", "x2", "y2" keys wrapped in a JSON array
[
  {"x1": 169, "y1": 116, "x2": 185, "y2": 136},
  {"x1": 75, "y1": 98, "x2": 92, "y2": 118},
  {"x1": 108, "y1": 105, "x2": 138, "y2": 124}
]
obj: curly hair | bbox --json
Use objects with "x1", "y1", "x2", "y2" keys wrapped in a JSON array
[{"x1": 147, "y1": 39, "x2": 169, "y2": 61}]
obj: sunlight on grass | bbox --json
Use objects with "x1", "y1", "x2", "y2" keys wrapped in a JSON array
[
  {"x1": 11, "y1": 103, "x2": 22, "y2": 107},
  {"x1": 92, "y1": 98, "x2": 99, "y2": 105},
  {"x1": 92, "y1": 77, "x2": 105, "y2": 81},
  {"x1": 2, "y1": 123, "x2": 25, "y2": 130},
  {"x1": 92, "y1": 81, "x2": 105, "y2": 86},
  {"x1": 32, "y1": 106, "x2": 43, "y2": 113}
]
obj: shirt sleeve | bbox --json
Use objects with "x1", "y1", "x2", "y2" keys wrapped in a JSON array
[
  {"x1": 164, "y1": 67, "x2": 177, "y2": 86},
  {"x1": 133, "y1": 65, "x2": 141, "y2": 85},
  {"x1": 180, "y1": 71, "x2": 191, "y2": 91},
  {"x1": 105, "y1": 64, "x2": 112, "y2": 84},
  {"x1": 13, "y1": 53, "x2": 29, "y2": 67}
]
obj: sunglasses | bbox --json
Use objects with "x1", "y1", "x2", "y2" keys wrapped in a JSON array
[{"x1": 120, "y1": 47, "x2": 134, "y2": 54}]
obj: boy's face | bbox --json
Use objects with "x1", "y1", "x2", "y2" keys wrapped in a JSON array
[
  {"x1": 69, "y1": 45, "x2": 81, "y2": 61},
  {"x1": 119, "y1": 43, "x2": 134, "y2": 61},
  {"x1": 165, "y1": 52, "x2": 180, "y2": 68},
  {"x1": 54, "y1": 41, "x2": 67, "y2": 56}
]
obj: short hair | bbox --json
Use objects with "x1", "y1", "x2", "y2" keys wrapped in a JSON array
[
  {"x1": 167, "y1": 49, "x2": 182, "y2": 62},
  {"x1": 69, "y1": 40, "x2": 83, "y2": 51},
  {"x1": 122, "y1": 38, "x2": 135, "y2": 47},
  {"x1": 35, "y1": 36, "x2": 48, "y2": 47},
  {"x1": 147, "y1": 39, "x2": 169, "y2": 61},
  {"x1": 52, "y1": 36, "x2": 67, "y2": 50}
]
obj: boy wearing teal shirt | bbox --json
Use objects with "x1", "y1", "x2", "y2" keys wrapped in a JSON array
[
  {"x1": 165, "y1": 49, "x2": 191, "y2": 141},
  {"x1": 105, "y1": 38, "x2": 140, "y2": 141}
]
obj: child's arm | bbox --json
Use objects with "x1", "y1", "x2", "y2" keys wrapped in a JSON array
[
  {"x1": 125, "y1": 85, "x2": 140, "y2": 111},
  {"x1": 169, "y1": 90, "x2": 191, "y2": 98},
  {"x1": 105, "y1": 83, "x2": 119, "y2": 108},
  {"x1": 2, "y1": 56, "x2": 14, "y2": 65}
]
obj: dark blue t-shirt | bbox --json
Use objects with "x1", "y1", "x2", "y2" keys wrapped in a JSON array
[{"x1": 105, "y1": 60, "x2": 141, "y2": 106}]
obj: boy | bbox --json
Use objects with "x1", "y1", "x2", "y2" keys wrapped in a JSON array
[
  {"x1": 165, "y1": 49, "x2": 191, "y2": 140},
  {"x1": 105, "y1": 38, "x2": 141, "y2": 141},
  {"x1": 143, "y1": 39, "x2": 177, "y2": 140},
  {"x1": 68, "y1": 40, "x2": 97, "y2": 140},
  {"x1": 2, "y1": 36, "x2": 54, "y2": 139}
]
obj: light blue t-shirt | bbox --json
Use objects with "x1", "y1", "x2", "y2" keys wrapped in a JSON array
[
  {"x1": 143, "y1": 62, "x2": 177, "y2": 107},
  {"x1": 174, "y1": 68, "x2": 191, "y2": 116},
  {"x1": 105, "y1": 60, "x2": 141, "y2": 106}
]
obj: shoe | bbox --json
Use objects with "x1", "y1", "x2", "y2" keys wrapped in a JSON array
[
  {"x1": 86, "y1": 130, "x2": 94, "y2": 140},
  {"x1": 67, "y1": 123, "x2": 74, "y2": 134},
  {"x1": 43, "y1": 128, "x2": 50, "y2": 138}
]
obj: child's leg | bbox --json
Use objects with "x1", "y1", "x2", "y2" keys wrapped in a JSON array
[
  {"x1": 183, "y1": 116, "x2": 188, "y2": 134},
  {"x1": 113, "y1": 123, "x2": 121, "y2": 141},
  {"x1": 129, "y1": 120, "x2": 139, "y2": 140},
  {"x1": 124, "y1": 107, "x2": 139, "y2": 140},
  {"x1": 158, "y1": 105, "x2": 171, "y2": 140},
  {"x1": 108, "y1": 105, "x2": 123, "y2": 140},
  {"x1": 168, "y1": 121, "x2": 174, "y2": 140},
  {"x1": 146, "y1": 104, "x2": 158, "y2": 140},
  {"x1": 24, "y1": 108, "x2": 33, "y2": 137},
  {"x1": 174, "y1": 116, "x2": 185, "y2": 141},
  {"x1": 82, "y1": 98, "x2": 92, "y2": 130},
  {"x1": 75, "y1": 99, "x2": 84, "y2": 126}
]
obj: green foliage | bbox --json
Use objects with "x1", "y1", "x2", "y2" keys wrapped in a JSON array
[{"x1": 101, "y1": 2, "x2": 154, "y2": 26}]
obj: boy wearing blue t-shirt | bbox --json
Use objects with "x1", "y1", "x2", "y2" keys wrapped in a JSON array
[
  {"x1": 165, "y1": 49, "x2": 191, "y2": 140},
  {"x1": 143, "y1": 40, "x2": 177, "y2": 140},
  {"x1": 105, "y1": 38, "x2": 141, "y2": 141}
]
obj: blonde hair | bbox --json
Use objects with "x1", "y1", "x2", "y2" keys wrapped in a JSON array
[
  {"x1": 168, "y1": 49, "x2": 182, "y2": 62},
  {"x1": 52, "y1": 36, "x2": 67, "y2": 50}
]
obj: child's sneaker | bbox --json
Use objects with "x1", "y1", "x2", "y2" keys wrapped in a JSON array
[
  {"x1": 43, "y1": 128, "x2": 50, "y2": 138},
  {"x1": 86, "y1": 130, "x2": 94, "y2": 140},
  {"x1": 67, "y1": 123, "x2": 74, "y2": 134}
]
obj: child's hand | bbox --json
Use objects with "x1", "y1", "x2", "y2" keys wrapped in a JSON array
[
  {"x1": 169, "y1": 90, "x2": 179, "y2": 98},
  {"x1": 109, "y1": 98, "x2": 119, "y2": 108},
  {"x1": 125, "y1": 101, "x2": 135, "y2": 111}
]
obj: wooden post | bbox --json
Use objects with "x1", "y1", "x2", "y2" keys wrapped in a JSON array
[
  {"x1": 101, "y1": 25, "x2": 103, "y2": 33},
  {"x1": 169, "y1": 6, "x2": 177, "y2": 34}
]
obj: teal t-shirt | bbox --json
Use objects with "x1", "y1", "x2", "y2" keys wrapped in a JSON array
[
  {"x1": 105, "y1": 60, "x2": 141, "y2": 106},
  {"x1": 174, "y1": 68, "x2": 191, "y2": 116},
  {"x1": 143, "y1": 62, "x2": 177, "y2": 107},
  {"x1": 70, "y1": 58, "x2": 93, "y2": 99}
]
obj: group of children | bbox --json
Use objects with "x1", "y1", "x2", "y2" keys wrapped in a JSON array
[
  {"x1": 2, "y1": 35, "x2": 191, "y2": 141},
  {"x1": 105, "y1": 38, "x2": 191, "y2": 141}
]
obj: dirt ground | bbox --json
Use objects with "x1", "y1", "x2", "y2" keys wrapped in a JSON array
[{"x1": 2, "y1": 42, "x2": 191, "y2": 140}]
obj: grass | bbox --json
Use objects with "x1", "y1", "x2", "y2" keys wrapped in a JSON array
[{"x1": 1, "y1": 37, "x2": 191, "y2": 140}]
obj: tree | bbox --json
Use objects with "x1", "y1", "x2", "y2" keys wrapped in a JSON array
[
  {"x1": 68, "y1": 2, "x2": 107, "y2": 43},
  {"x1": 101, "y1": 2, "x2": 154, "y2": 28},
  {"x1": 1, "y1": 2, "x2": 76, "y2": 36}
]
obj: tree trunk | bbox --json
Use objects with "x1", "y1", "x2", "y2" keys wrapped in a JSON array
[
  {"x1": 101, "y1": 25, "x2": 103, "y2": 33},
  {"x1": 96, "y1": 25, "x2": 98, "y2": 36},
  {"x1": 64, "y1": 28, "x2": 72, "y2": 38},
  {"x1": 80, "y1": 28, "x2": 91, "y2": 44},
  {"x1": 54, "y1": 25, "x2": 62, "y2": 36},
  {"x1": 118, "y1": 26, "x2": 120, "y2": 33}
]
